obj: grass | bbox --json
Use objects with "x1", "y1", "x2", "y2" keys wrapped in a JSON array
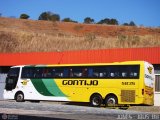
[
  {"x1": 0, "y1": 28, "x2": 160, "y2": 53},
  {"x1": 0, "y1": 17, "x2": 160, "y2": 53}
]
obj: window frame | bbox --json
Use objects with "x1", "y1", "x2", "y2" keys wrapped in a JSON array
[{"x1": 21, "y1": 65, "x2": 140, "y2": 79}]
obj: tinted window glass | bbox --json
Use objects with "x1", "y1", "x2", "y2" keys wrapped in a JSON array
[
  {"x1": 21, "y1": 65, "x2": 140, "y2": 79},
  {"x1": 8, "y1": 68, "x2": 20, "y2": 77},
  {"x1": 104, "y1": 65, "x2": 139, "y2": 79},
  {"x1": 69, "y1": 67, "x2": 88, "y2": 78}
]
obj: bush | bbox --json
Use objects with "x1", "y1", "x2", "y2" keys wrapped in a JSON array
[
  {"x1": 62, "y1": 18, "x2": 77, "y2": 23},
  {"x1": 84, "y1": 17, "x2": 94, "y2": 24},
  {"x1": 20, "y1": 14, "x2": 30, "y2": 19},
  {"x1": 38, "y1": 11, "x2": 60, "y2": 21}
]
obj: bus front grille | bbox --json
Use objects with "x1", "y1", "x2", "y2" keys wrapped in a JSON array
[{"x1": 121, "y1": 90, "x2": 135, "y2": 102}]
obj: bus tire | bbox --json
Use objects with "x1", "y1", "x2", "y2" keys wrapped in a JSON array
[
  {"x1": 15, "y1": 92, "x2": 24, "y2": 102},
  {"x1": 105, "y1": 94, "x2": 118, "y2": 108},
  {"x1": 90, "y1": 93, "x2": 102, "y2": 107}
]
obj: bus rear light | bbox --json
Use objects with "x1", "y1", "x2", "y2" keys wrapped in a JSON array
[{"x1": 142, "y1": 89, "x2": 144, "y2": 95}]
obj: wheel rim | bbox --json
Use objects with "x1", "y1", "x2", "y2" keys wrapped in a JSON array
[
  {"x1": 92, "y1": 97, "x2": 101, "y2": 106},
  {"x1": 107, "y1": 98, "x2": 116, "y2": 106},
  {"x1": 17, "y1": 94, "x2": 23, "y2": 101}
]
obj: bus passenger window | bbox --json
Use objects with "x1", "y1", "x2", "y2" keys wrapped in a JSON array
[
  {"x1": 47, "y1": 69, "x2": 53, "y2": 78},
  {"x1": 110, "y1": 73, "x2": 115, "y2": 77},
  {"x1": 88, "y1": 68, "x2": 93, "y2": 77},
  {"x1": 55, "y1": 72, "x2": 63, "y2": 77},
  {"x1": 82, "y1": 68, "x2": 88, "y2": 77},
  {"x1": 43, "y1": 68, "x2": 52, "y2": 78},
  {"x1": 115, "y1": 72, "x2": 120, "y2": 77},
  {"x1": 51, "y1": 69, "x2": 56, "y2": 77},
  {"x1": 130, "y1": 72, "x2": 138, "y2": 77},
  {"x1": 74, "y1": 73, "x2": 82, "y2": 77},
  {"x1": 69, "y1": 67, "x2": 84, "y2": 78},
  {"x1": 99, "y1": 73, "x2": 104, "y2": 77},
  {"x1": 122, "y1": 72, "x2": 127, "y2": 77},
  {"x1": 93, "y1": 72, "x2": 99, "y2": 77},
  {"x1": 69, "y1": 69, "x2": 73, "y2": 77},
  {"x1": 134, "y1": 72, "x2": 138, "y2": 77},
  {"x1": 34, "y1": 68, "x2": 43, "y2": 78},
  {"x1": 63, "y1": 69, "x2": 69, "y2": 77}
]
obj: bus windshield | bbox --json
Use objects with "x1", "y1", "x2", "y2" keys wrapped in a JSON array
[{"x1": 5, "y1": 67, "x2": 20, "y2": 91}]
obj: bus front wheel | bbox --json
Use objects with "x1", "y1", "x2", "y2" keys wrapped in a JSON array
[
  {"x1": 90, "y1": 94, "x2": 102, "y2": 107},
  {"x1": 15, "y1": 92, "x2": 24, "y2": 102}
]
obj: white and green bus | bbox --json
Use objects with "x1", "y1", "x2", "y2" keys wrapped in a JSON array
[{"x1": 3, "y1": 61, "x2": 154, "y2": 107}]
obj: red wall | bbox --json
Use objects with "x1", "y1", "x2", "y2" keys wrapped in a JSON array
[{"x1": 0, "y1": 47, "x2": 160, "y2": 66}]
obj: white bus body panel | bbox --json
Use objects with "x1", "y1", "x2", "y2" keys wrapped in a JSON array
[
  {"x1": 144, "y1": 62, "x2": 154, "y2": 88},
  {"x1": 4, "y1": 78, "x2": 69, "y2": 101}
]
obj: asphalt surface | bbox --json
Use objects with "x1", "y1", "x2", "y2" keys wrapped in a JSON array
[
  {"x1": 0, "y1": 74, "x2": 6, "y2": 100},
  {"x1": 0, "y1": 101, "x2": 160, "y2": 120}
]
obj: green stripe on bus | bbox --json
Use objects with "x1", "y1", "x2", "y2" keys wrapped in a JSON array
[
  {"x1": 42, "y1": 79, "x2": 66, "y2": 97},
  {"x1": 31, "y1": 79, "x2": 53, "y2": 96}
]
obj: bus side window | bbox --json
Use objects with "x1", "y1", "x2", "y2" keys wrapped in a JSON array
[
  {"x1": 130, "y1": 72, "x2": 138, "y2": 77},
  {"x1": 110, "y1": 73, "x2": 115, "y2": 77},
  {"x1": 43, "y1": 68, "x2": 53, "y2": 78},
  {"x1": 63, "y1": 68, "x2": 69, "y2": 77},
  {"x1": 55, "y1": 68, "x2": 63, "y2": 78},
  {"x1": 21, "y1": 68, "x2": 28, "y2": 78},
  {"x1": 99, "y1": 73, "x2": 104, "y2": 77},
  {"x1": 43, "y1": 68, "x2": 48, "y2": 78},
  {"x1": 51, "y1": 69, "x2": 56, "y2": 77},
  {"x1": 69, "y1": 69, "x2": 73, "y2": 77},
  {"x1": 22, "y1": 67, "x2": 35, "y2": 78},
  {"x1": 93, "y1": 72, "x2": 99, "y2": 77},
  {"x1": 74, "y1": 68, "x2": 82, "y2": 77},
  {"x1": 122, "y1": 72, "x2": 127, "y2": 77},
  {"x1": 34, "y1": 68, "x2": 43, "y2": 78},
  {"x1": 82, "y1": 68, "x2": 88, "y2": 77},
  {"x1": 134, "y1": 72, "x2": 138, "y2": 77},
  {"x1": 88, "y1": 68, "x2": 93, "y2": 77}
]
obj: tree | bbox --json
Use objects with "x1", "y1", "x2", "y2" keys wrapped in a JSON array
[
  {"x1": 84, "y1": 17, "x2": 94, "y2": 24},
  {"x1": 129, "y1": 21, "x2": 136, "y2": 26},
  {"x1": 62, "y1": 18, "x2": 77, "y2": 23},
  {"x1": 20, "y1": 14, "x2": 30, "y2": 19},
  {"x1": 109, "y1": 19, "x2": 118, "y2": 25},
  {"x1": 97, "y1": 18, "x2": 118, "y2": 25},
  {"x1": 97, "y1": 18, "x2": 110, "y2": 24},
  {"x1": 38, "y1": 11, "x2": 60, "y2": 21},
  {"x1": 123, "y1": 23, "x2": 129, "y2": 26}
]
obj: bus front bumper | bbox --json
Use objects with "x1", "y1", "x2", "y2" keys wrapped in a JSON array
[{"x1": 3, "y1": 90, "x2": 15, "y2": 100}]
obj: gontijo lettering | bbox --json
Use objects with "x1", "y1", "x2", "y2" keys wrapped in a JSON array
[{"x1": 62, "y1": 80, "x2": 98, "y2": 86}]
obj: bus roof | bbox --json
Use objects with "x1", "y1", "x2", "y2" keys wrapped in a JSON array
[{"x1": 10, "y1": 61, "x2": 150, "y2": 68}]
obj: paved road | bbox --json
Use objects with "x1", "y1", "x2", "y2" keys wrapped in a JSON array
[{"x1": 0, "y1": 101, "x2": 160, "y2": 120}]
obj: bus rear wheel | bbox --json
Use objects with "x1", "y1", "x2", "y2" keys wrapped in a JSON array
[
  {"x1": 105, "y1": 95, "x2": 118, "y2": 108},
  {"x1": 15, "y1": 92, "x2": 24, "y2": 102},
  {"x1": 90, "y1": 94, "x2": 102, "y2": 107}
]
